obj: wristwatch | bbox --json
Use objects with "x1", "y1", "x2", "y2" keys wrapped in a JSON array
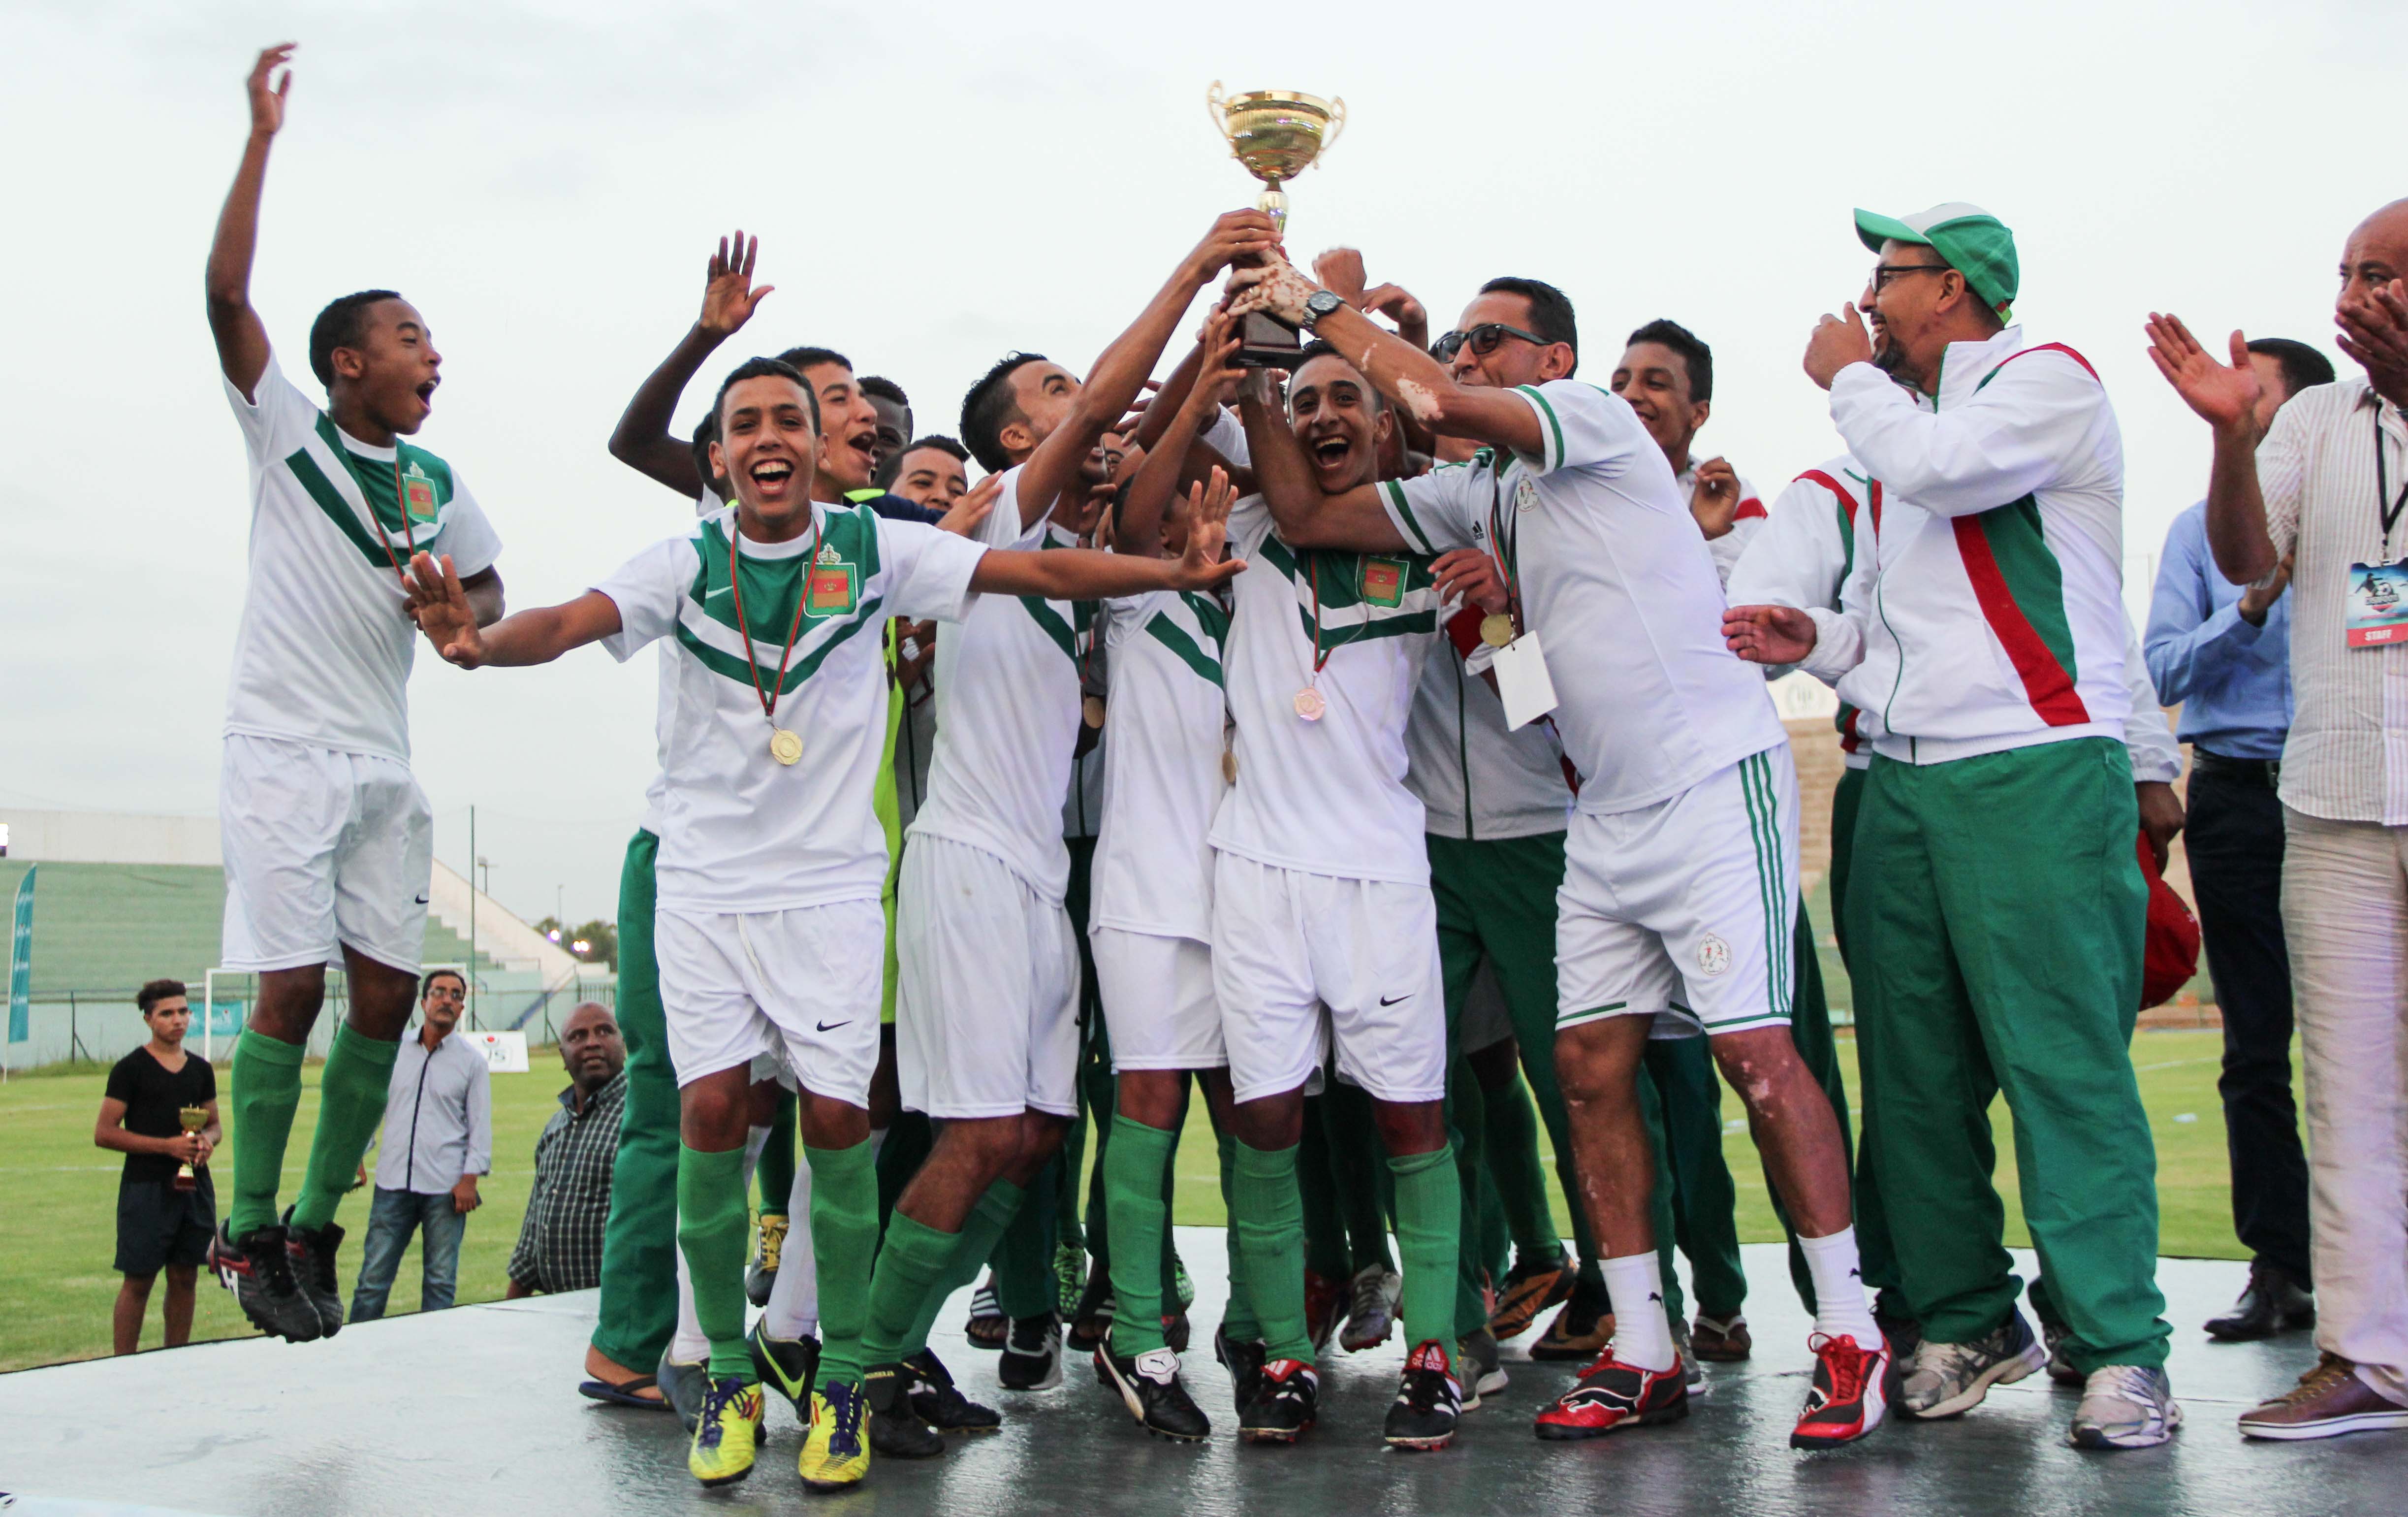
[{"x1": 1301, "y1": 289, "x2": 1346, "y2": 330}]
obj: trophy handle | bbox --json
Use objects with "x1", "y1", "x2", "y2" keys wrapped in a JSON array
[
  {"x1": 1205, "y1": 80, "x2": 1231, "y2": 142},
  {"x1": 1321, "y1": 97, "x2": 1346, "y2": 156}
]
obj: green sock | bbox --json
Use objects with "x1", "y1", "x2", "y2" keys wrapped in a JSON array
[
  {"x1": 865, "y1": 1211, "x2": 966, "y2": 1368},
  {"x1": 229, "y1": 1029, "x2": 305, "y2": 1238},
  {"x1": 1104, "y1": 1115, "x2": 1177, "y2": 1354},
  {"x1": 1232, "y1": 1140, "x2": 1313, "y2": 1362},
  {"x1": 678, "y1": 1144, "x2": 755, "y2": 1379},
  {"x1": 287, "y1": 1025, "x2": 400, "y2": 1233},
  {"x1": 805, "y1": 1140, "x2": 877, "y2": 1386},
  {"x1": 758, "y1": 1089, "x2": 797, "y2": 1219},
  {"x1": 1215, "y1": 1133, "x2": 1263, "y2": 1341},
  {"x1": 1484, "y1": 1073, "x2": 1564, "y2": 1260},
  {"x1": 909, "y1": 1178, "x2": 1026, "y2": 1354},
  {"x1": 990, "y1": 1167, "x2": 1056, "y2": 1321},
  {"x1": 1390, "y1": 1146, "x2": 1464, "y2": 1362}
]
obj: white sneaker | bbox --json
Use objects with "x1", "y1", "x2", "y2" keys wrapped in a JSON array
[
  {"x1": 1339, "y1": 1265, "x2": 1401, "y2": 1352},
  {"x1": 2069, "y1": 1364, "x2": 2182, "y2": 1450}
]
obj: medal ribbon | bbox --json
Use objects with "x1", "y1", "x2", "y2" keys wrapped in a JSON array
[
  {"x1": 1306, "y1": 553, "x2": 1336, "y2": 682},
  {"x1": 1486, "y1": 463, "x2": 1526, "y2": 635},
  {"x1": 364, "y1": 457, "x2": 415, "y2": 592},
  {"x1": 725, "y1": 509, "x2": 823, "y2": 734}
]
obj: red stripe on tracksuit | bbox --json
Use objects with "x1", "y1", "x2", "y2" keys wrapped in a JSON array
[
  {"x1": 1734, "y1": 496, "x2": 1767, "y2": 521},
  {"x1": 1796, "y1": 470, "x2": 1858, "y2": 516},
  {"x1": 1988, "y1": 342, "x2": 2100, "y2": 383},
  {"x1": 1950, "y1": 516, "x2": 2091, "y2": 726}
]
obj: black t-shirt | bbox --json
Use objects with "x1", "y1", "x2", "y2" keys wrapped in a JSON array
[{"x1": 105, "y1": 1045, "x2": 217, "y2": 1185}]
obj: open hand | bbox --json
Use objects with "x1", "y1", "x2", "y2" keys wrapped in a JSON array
[
  {"x1": 699, "y1": 231, "x2": 774, "y2": 338},
  {"x1": 405, "y1": 551, "x2": 488, "y2": 667},
  {"x1": 1804, "y1": 304, "x2": 1874, "y2": 389},
  {"x1": 1430, "y1": 548, "x2": 1508, "y2": 615},
  {"x1": 1723, "y1": 604, "x2": 1819, "y2": 664},
  {"x1": 2142, "y1": 314, "x2": 2260, "y2": 436},
  {"x1": 1690, "y1": 457, "x2": 1743, "y2": 540},
  {"x1": 247, "y1": 43, "x2": 295, "y2": 138},
  {"x1": 939, "y1": 473, "x2": 1004, "y2": 538},
  {"x1": 1174, "y1": 466, "x2": 1245, "y2": 589},
  {"x1": 1187, "y1": 210, "x2": 1283, "y2": 282}
]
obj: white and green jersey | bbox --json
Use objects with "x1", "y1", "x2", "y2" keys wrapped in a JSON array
[
  {"x1": 1405, "y1": 645, "x2": 1573, "y2": 841},
  {"x1": 222, "y1": 352, "x2": 502, "y2": 764},
  {"x1": 908, "y1": 465, "x2": 1091, "y2": 904},
  {"x1": 1092, "y1": 586, "x2": 1231, "y2": 940},
  {"x1": 1210, "y1": 495, "x2": 1439, "y2": 885},
  {"x1": 596, "y1": 501, "x2": 985, "y2": 914},
  {"x1": 1380, "y1": 380, "x2": 1786, "y2": 816}
]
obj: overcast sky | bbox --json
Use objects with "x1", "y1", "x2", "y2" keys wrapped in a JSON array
[{"x1": 5, "y1": 0, "x2": 2400, "y2": 925}]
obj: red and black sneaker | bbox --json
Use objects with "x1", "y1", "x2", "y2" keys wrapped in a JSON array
[
  {"x1": 1533, "y1": 1351, "x2": 1688, "y2": 1441},
  {"x1": 1790, "y1": 1332, "x2": 1891, "y2": 1449},
  {"x1": 1238, "y1": 1358, "x2": 1320, "y2": 1444},
  {"x1": 1384, "y1": 1340, "x2": 1462, "y2": 1451},
  {"x1": 207, "y1": 1222, "x2": 323, "y2": 1343}
]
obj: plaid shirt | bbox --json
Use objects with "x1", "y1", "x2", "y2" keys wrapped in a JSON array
[{"x1": 507, "y1": 1069, "x2": 626, "y2": 1293}]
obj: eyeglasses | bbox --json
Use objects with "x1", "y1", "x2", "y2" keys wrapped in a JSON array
[
  {"x1": 1869, "y1": 263, "x2": 1950, "y2": 294},
  {"x1": 1431, "y1": 323, "x2": 1552, "y2": 362}
]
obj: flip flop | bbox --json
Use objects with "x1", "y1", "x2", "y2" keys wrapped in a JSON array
[{"x1": 578, "y1": 1373, "x2": 667, "y2": 1410}]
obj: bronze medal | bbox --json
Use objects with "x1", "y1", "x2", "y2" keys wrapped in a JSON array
[
  {"x1": 1082, "y1": 694, "x2": 1106, "y2": 730},
  {"x1": 1293, "y1": 686, "x2": 1327, "y2": 722}
]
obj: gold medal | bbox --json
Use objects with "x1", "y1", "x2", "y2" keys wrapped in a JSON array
[
  {"x1": 769, "y1": 728, "x2": 803, "y2": 765},
  {"x1": 1480, "y1": 613, "x2": 1515, "y2": 648},
  {"x1": 1082, "y1": 694, "x2": 1106, "y2": 730},
  {"x1": 1221, "y1": 748, "x2": 1238, "y2": 784},
  {"x1": 1293, "y1": 686, "x2": 1327, "y2": 722},
  {"x1": 727, "y1": 511, "x2": 822, "y2": 767}
]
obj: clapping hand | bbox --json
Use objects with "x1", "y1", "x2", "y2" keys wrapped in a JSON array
[
  {"x1": 2142, "y1": 313, "x2": 2261, "y2": 436},
  {"x1": 1723, "y1": 604, "x2": 1819, "y2": 665}
]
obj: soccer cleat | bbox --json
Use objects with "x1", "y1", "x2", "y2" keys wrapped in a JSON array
[
  {"x1": 279, "y1": 1209, "x2": 347, "y2": 1340},
  {"x1": 1456, "y1": 1328, "x2": 1507, "y2": 1409},
  {"x1": 1338, "y1": 1264, "x2": 1401, "y2": 1352},
  {"x1": 1214, "y1": 1323, "x2": 1268, "y2": 1416},
  {"x1": 1533, "y1": 1351, "x2": 1689, "y2": 1441},
  {"x1": 2069, "y1": 1365, "x2": 2182, "y2": 1450},
  {"x1": 2040, "y1": 1319, "x2": 2084, "y2": 1387},
  {"x1": 1164, "y1": 1310, "x2": 1192, "y2": 1354},
  {"x1": 1529, "y1": 1275, "x2": 1613, "y2": 1361},
  {"x1": 964, "y1": 1276, "x2": 1007, "y2": 1349},
  {"x1": 1303, "y1": 1269, "x2": 1345, "y2": 1351},
  {"x1": 658, "y1": 1353, "x2": 709, "y2": 1433},
  {"x1": 1094, "y1": 1334, "x2": 1211, "y2": 1443},
  {"x1": 863, "y1": 1363, "x2": 946, "y2": 1458},
  {"x1": 1066, "y1": 1270, "x2": 1115, "y2": 1353},
  {"x1": 746, "y1": 1213, "x2": 788, "y2": 1309},
  {"x1": 747, "y1": 1320, "x2": 822, "y2": 1421},
  {"x1": 1690, "y1": 1313, "x2": 1751, "y2": 1362},
  {"x1": 1901, "y1": 1308, "x2": 2046, "y2": 1419},
  {"x1": 903, "y1": 1348, "x2": 1000, "y2": 1433},
  {"x1": 208, "y1": 1222, "x2": 321, "y2": 1344},
  {"x1": 1385, "y1": 1340, "x2": 1463, "y2": 1450},
  {"x1": 998, "y1": 1313, "x2": 1063, "y2": 1391},
  {"x1": 686, "y1": 1376, "x2": 763, "y2": 1487},
  {"x1": 1238, "y1": 1358, "x2": 1320, "y2": 1444},
  {"x1": 1489, "y1": 1250, "x2": 1575, "y2": 1342},
  {"x1": 1791, "y1": 1333, "x2": 1892, "y2": 1449},
  {"x1": 797, "y1": 1382, "x2": 871, "y2": 1491}
]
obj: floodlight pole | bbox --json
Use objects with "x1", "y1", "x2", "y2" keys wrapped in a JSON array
[{"x1": 468, "y1": 806, "x2": 478, "y2": 1031}]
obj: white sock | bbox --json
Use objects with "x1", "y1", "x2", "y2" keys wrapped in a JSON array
[
  {"x1": 868, "y1": 1126, "x2": 888, "y2": 1162},
  {"x1": 1600, "y1": 1252, "x2": 1676, "y2": 1373},
  {"x1": 671, "y1": 1246, "x2": 710, "y2": 1363},
  {"x1": 1797, "y1": 1226, "x2": 1882, "y2": 1345},
  {"x1": 763, "y1": 1158, "x2": 819, "y2": 1340}
]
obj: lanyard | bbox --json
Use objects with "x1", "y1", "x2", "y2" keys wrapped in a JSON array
[
  {"x1": 1306, "y1": 553, "x2": 1334, "y2": 681},
  {"x1": 1486, "y1": 461, "x2": 1525, "y2": 634},
  {"x1": 2376, "y1": 404, "x2": 2408, "y2": 558},
  {"x1": 724, "y1": 510, "x2": 821, "y2": 732}
]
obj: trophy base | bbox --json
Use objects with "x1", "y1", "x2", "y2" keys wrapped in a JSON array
[{"x1": 1235, "y1": 309, "x2": 1306, "y2": 370}]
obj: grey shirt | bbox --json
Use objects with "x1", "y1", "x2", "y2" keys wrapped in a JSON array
[{"x1": 371, "y1": 1029, "x2": 492, "y2": 1195}]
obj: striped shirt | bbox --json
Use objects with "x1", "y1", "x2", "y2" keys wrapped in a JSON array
[
  {"x1": 507, "y1": 1070, "x2": 626, "y2": 1294},
  {"x1": 2257, "y1": 378, "x2": 2408, "y2": 824}
]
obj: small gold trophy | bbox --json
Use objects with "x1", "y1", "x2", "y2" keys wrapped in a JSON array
[
  {"x1": 175, "y1": 1105, "x2": 208, "y2": 1192},
  {"x1": 1205, "y1": 84, "x2": 1346, "y2": 367}
]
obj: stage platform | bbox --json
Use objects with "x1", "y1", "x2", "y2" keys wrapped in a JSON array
[{"x1": 2, "y1": 1235, "x2": 2398, "y2": 1516}]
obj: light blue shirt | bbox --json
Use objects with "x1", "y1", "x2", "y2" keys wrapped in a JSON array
[
  {"x1": 2143, "y1": 500, "x2": 2293, "y2": 761},
  {"x1": 371, "y1": 1029, "x2": 492, "y2": 1195}
]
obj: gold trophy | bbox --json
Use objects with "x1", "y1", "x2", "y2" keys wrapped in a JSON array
[
  {"x1": 174, "y1": 1105, "x2": 208, "y2": 1192},
  {"x1": 1205, "y1": 84, "x2": 1346, "y2": 367}
]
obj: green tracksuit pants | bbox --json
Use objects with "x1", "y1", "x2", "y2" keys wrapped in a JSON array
[
  {"x1": 592, "y1": 830, "x2": 679, "y2": 1371},
  {"x1": 1848, "y1": 739, "x2": 2167, "y2": 1370}
]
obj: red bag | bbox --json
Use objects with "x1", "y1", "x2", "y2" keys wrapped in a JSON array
[{"x1": 2137, "y1": 834, "x2": 2202, "y2": 1009}]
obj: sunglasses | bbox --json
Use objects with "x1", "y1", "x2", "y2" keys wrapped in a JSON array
[{"x1": 1430, "y1": 323, "x2": 1552, "y2": 362}]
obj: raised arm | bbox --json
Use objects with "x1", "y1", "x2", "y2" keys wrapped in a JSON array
[
  {"x1": 1120, "y1": 315, "x2": 1240, "y2": 560},
  {"x1": 406, "y1": 553, "x2": 621, "y2": 668},
  {"x1": 1227, "y1": 257, "x2": 1547, "y2": 457},
  {"x1": 1016, "y1": 211, "x2": 1279, "y2": 533},
  {"x1": 204, "y1": 44, "x2": 294, "y2": 400},
  {"x1": 973, "y1": 484, "x2": 1242, "y2": 601},
  {"x1": 607, "y1": 232, "x2": 776, "y2": 497},
  {"x1": 2144, "y1": 314, "x2": 2279, "y2": 584},
  {"x1": 1236, "y1": 371, "x2": 1409, "y2": 552}
]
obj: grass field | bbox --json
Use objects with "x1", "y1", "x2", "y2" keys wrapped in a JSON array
[{"x1": 0, "y1": 1029, "x2": 2257, "y2": 1374}]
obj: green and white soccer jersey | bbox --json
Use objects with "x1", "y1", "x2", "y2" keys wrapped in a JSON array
[
  {"x1": 593, "y1": 501, "x2": 985, "y2": 914},
  {"x1": 1378, "y1": 380, "x2": 1786, "y2": 816},
  {"x1": 222, "y1": 352, "x2": 502, "y2": 763},
  {"x1": 908, "y1": 464, "x2": 1091, "y2": 902},
  {"x1": 1209, "y1": 494, "x2": 1440, "y2": 883},
  {"x1": 1092, "y1": 587, "x2": 1230, "y2": 940}
]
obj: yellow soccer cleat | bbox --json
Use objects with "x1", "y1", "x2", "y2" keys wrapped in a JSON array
[
  {"x1": 747, "y1": 1213, "x2": 790, "y2": 1306},
  {"x1": 687, "y1": 1376, "x2": 763, "y2": 1488},
  {"x1": 798, "y1": 1382, "x2": 872, "y2": 1493}
]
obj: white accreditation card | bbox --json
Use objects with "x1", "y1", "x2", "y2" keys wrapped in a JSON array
[{"x1": 1491, "y1": 630, "x2": 1559, "y2": 730}]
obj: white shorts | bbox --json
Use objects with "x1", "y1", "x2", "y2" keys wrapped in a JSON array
[
  {"x1": 1093, "y1": 928, "x2": 1225, "y2": 1072},
  {"x1": 896, "y1": 837, "x2": 1080, "y2": 1119},
  {"x1": 653, "y1": 901, "x2": 884, "y2": 1102},
  {"x1": 1459, "y1": 955, "x2": 1515, "y2": 1054},
  {"x1": 219, "y1": 734, "x2": 432, "y2": 975},
  {"x1": 1557, "y1": 744, "x2": 1800, "y2": 1039},
  {"x1": 1210, "y1": 853, "x2": 1447, "y2": 1105}
]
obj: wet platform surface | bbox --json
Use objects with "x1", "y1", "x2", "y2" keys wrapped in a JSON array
[{"x1": 1, "y1": 1235, "x2": 2399, "y2": 1517}]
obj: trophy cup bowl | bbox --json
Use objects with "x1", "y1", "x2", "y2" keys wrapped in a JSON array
[
  {"x1": 175, "y1": 1105, "x2": 208, "y2": 1191},
  {"x1": 1207, "y1": 84, "x2": 1346, "y2": 368}
]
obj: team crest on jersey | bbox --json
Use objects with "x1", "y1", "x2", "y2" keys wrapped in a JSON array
[
  {"x1": 401, "y1": 462, "x2": 439, "y2": 524},
  {"x1": 1360, "y1": 557, "x2": 1406, "y2": 608},
  {"x1": 1515, "y1": 475, "x2": 1538, "y2": 513},
  {"x1": 806, "y1": 543, "x2": 856, "y2": 615},
  {"x1": 1695, "y1": 934, "x2": 1732, "y2": 977}
]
